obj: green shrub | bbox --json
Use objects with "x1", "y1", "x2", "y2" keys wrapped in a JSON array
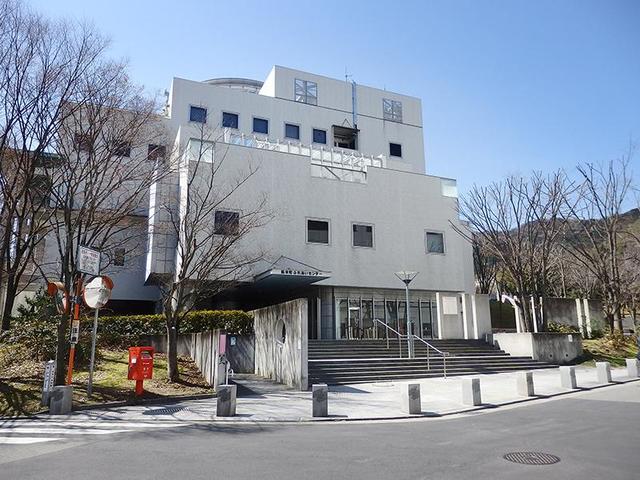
[
  {"x1": 547, "y1": 321, "x2": 580, "y2": 334},
  {"x1": 96, "y1": 310, "x2": 253, "y2": 347}
]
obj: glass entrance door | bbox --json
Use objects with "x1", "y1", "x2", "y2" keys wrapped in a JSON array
[{"x1": 419, "y1": 300, "x2": 438, "y2": 339}]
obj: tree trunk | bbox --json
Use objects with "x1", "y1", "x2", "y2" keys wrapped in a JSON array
[
  {"x1": 54, "y1": 316, "x2": 68, "y2": 385},
  {"x1": 1, "y1": 277, "x2": 18, "y2": 331},
  {"x1": 166, "y1": 321, "x2": 179, "y2": 382}
]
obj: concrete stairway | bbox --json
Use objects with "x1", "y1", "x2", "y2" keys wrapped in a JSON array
[{"x1": 308, "y1": 339, "x2": 556, "y2": 385}]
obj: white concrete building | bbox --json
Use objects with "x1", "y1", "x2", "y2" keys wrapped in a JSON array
[{"x1": 142, "y1": 66, "x2": 482, "y2": 341}]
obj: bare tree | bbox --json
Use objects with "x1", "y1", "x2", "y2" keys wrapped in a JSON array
[
  {"x1": 559, "y1": 153, "x2": 634, "y2": 331},
  {"x1": 0, "y1": 0, "x2": 109, "y2": 329},
  {"x1": 456, "y1": 172, "x2": 569, "y2": 332},
  {"x1": 471, "y1": 235, "x2": 497, "y2": 294},
  {"x1": 153, "y1": 125, "x2": 271, "y2": 381}
]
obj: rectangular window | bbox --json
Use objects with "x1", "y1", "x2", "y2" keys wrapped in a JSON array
[
  {"x1": 312, "y1": 128, "x2": 327, "y2": 144},
  {"x1": 114, "y1": 248, "x2": 125, "y2": 266},
  {"x1": 147, "y1": 144, "x2": 166, "y2": 161},
  {"x1": 190, "y1": 106, "x2": 207, "y2": 123},
  {"x1": 222, "y1": 112, "x2": 239, "y2": 129},
  {"x1": 383, "y1": 98, "x2": 403, "y2": 122},
  {"x1": 353, "y1": 223, "x2": 373, "y2": 248},
  {"x1": 285, "y1": 123, "x2": 300, "y2": 140},
  {"x1": 426, "y1": 231, "x2": 445, "y2": 254},
  {"x1": 294, "y1": 78, "x2": 317, "y2": 105},
  {"x1": 74, "y1": 133, "x2": 93, "y2": 153},
  {"x1": 389, "y1": 143, "x2": 402, "y2": 157},
  {"x1": 214, "y1": 210, "x2": 240, "y2": 235},
  {"x1": 307, "y1": 219, "x2": 329, "y2": 244},
  {"x1": 253, "y1": 117, "x2": 269, "y2": 135},
  {"x1": 114, "y1": 142, "x2": 131, "y2": 157}
]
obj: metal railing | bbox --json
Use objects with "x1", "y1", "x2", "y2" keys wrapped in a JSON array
[{"x1": 373, "y1": 318, "x2": 449, "y2": 378}]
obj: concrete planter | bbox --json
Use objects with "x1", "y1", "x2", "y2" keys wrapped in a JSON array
[{"x1": 488, "y1": 332, "x2": 582, "y2": 364}]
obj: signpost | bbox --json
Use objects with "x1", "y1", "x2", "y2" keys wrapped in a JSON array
[
  {"x1": 78, "y1": 245, "x2": 101, "y2": 276},
  {"x1": 41, "y1": 360, "x2": 56, "y2": 406},
  {"x1": 84, "y1": 275, "x2": 113, "y2": 396}
]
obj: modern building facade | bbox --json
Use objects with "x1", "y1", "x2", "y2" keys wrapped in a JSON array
[{"x1": 143, "y1": 66, "x2": 480, "y2": 341}]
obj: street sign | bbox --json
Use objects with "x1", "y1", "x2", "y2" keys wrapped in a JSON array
[
  {"x1": 77, "y1": 246, "x2": 101, "y2": 276},
  {"x1": 70, "y1": 319, "x2": 80, "y2": 344},
  {"x1": 41, "y1": 360, "x2": 56, "y2": 406}
]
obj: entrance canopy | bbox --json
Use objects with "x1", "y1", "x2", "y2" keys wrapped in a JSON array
[{"x1": 253, "y1": 256, "x2": 330, "y2": 290}]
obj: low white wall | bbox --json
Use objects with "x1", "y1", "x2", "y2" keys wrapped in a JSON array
[
  {"x1": 489, "y1": 332, "x2": 583, "y2": 364},
  {"x1": 472, "y1": 294, "x2": 492, "y2": 339},
  {"x1": 253, "y1": 298, "x2": 308, "y2": 390}
]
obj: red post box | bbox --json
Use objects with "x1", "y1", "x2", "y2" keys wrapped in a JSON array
[{"x1": 128, "y1": 346, "x2": 154, "y2": 396}]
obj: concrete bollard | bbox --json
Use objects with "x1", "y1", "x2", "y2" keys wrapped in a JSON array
[
  {"x1": 596, "y1": 361, "x2": 612, "y2": 384},
  {"x1": 49, "y1": 386, "x2": 73, "y2": 415},
  {"x1": 626, "y1": 358, "x2": 639, "y2": 378},
  {"x1": 560, "y1": 366, "x2": 577, "y2": 389},
  {"x1": 517, "y1": 371, "x2": 535, "y2": 397},
  {"x1": 462, "y1": 378, "x2": 481, "y2": 406},
  {"x1": 216, "y1": 384, "x2": 237, "y2": 417},
  {"x1": 400, "y1": 383, "x2": 421, "y2": 414},
  {"x1": 312, "y1": 384, "x2": 328, "y2": 417}
]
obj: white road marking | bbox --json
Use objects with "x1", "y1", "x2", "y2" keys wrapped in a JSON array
[
  {"x1": 0, "y1": 421, "x2": 188, "y2": 429},
  {"x1": 0, "y1": 427, "x2": 132, "y2": 435},
  {"x1": 0, "y1": 437, "x2": 61, "y2": 445}
]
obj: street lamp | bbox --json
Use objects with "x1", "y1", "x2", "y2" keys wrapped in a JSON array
[{"x1": 395, "y1": 271, "x2": 418, "y2": 358}]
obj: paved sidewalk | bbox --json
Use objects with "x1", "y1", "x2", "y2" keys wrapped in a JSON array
[{"x1": 30, "y1": 366, "x2": 640, "y2": 423}]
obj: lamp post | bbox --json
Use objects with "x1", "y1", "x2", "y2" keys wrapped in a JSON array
[{"x1": 395, "y1": 271, "x2": 418, "y2": 358}]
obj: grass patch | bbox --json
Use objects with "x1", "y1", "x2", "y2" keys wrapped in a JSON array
[
  {"x1": 0, "y1": 347, "x2": 213, "y2": 418},
  {"x1": 580, "y1": 336, "x2": 638, "y2": 367}
]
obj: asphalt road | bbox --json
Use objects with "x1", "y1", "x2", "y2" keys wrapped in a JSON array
[{"x1": 1, "y1": 381, "x2": 639, "y2": 480}]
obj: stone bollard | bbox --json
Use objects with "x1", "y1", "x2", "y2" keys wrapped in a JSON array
[
  {"x1": 312, "y1": 384, "x2": 328, "y2": 417},
  {"x1": 560, "y1": 366, "x2": 577, "y2": 389},
  {"x1": 49, "y1": 386, "x2": 73, "y2": 415},
  {"x1": 462, "y1": 378, "x2": 481, "y2": 406},
  {"x1": 517, "y1": 371, "x2": 535, "y2": 397},
  {"x1": 626, "y1": 358, "x2": 640, "y2": 378},
  {"x1": 400, "y1": 383, "x2": 421, "y2": 414},
  {"x1": 596, "y1": 361, "x2": 612, "y2": 384},
  {"x1": 216, "y1": 384, "x2": 237, "y2": 417}
]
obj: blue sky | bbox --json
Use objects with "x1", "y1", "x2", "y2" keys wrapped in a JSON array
[{"x1": 30, "y1": 0, "x2": 640, "y2": 194}]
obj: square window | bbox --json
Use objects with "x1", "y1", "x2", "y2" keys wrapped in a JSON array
[
  {"x1": 312, "y1": 128, "x2": 327, "y2": 144},
  {"x1": 147, "y1": 144, "x2": 166, "y2": 161},
  {"x1": 353, "y1": 224, "x2": 373, "y2": 248},
  {"x1": 307, "y1": 219, "x2": 329, "y2": 244},
  {"x1": 74, "y1": 133, "x2": 93, "y2": 153},
  {"x1": 285, "y1": 123, "x2": 300, "y2": 140},
  {"x1": 190, "y1": 106, "x2": 207, "y2": 123},
  {"x1": 389, "y1": 143, "x2": 402, "y2": 157},
  {"x1": 114, "y1": 141, "x2": 131, "y2": 157},
  {"x1": 114, "y1": 248, "x2": 125, "y2": 266},
  {"x1": 426, "y1": 231, "x2": 445, "y2": 254},
  {"x1": 253, "y1": 117, "x2": 269, "y2": 135},
  {"x1": 294, "y1": 78, "x2": 318, "y2": 105},
  {"x1": 214, "y1": 210, "x2": 240, "y2": 235},
  {"x1": 222, "y1": 112, "x2": 239, "y2": 129},
  {"x1": 383, "y1": 98, "x2": 403, "y2": 122}
]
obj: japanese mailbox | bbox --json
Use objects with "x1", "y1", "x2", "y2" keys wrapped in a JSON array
[{"x1": 128, "y1": 346, "x2": 154, "y2": 396}]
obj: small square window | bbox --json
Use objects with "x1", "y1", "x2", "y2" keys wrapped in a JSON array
[
  {"x1": 294, "y1": 78, "x2": 318, "y2": 105},
  {"x1": 148, "y1": 144, "x2": 166, "y2": 161},
  {"x1": 383, "y1": 98, "x2": 403, "y2": 122},
  {"x1": 307, "y1": 219, "x2": 329, "y2": 244},
  {"x1": 285, "y1": 123, "x2": 300, "y2": 140},
  {"x1": 190, "y1": 106, "x2": 207, "y2": 123},
  {"x1": 214, "y1": 210, "x2": 240, "y2": 235},
  {"x1": 222, "y1": 112, "x2": 238, "y2": 129},
  {"x1": 426, "y1": 231, "x2": 445, "y2": 254},
  {"x1": 114, "y1": 248, "x2": 125, "y2": 266},
  {"x1": 353, "y1": 224, "x2": 373, "y2": 248},
  {"x1": 389, "y1": 143, "x2": 402, "y2": 157},
  {"x1": 253, "y1": 117, "x2": 269, "y2": 135},
  {"x1": 74, "y1": 133, "x2": 93, "y2": 153},
  {"x1": 114, "y1": 142, "x2": 131, "y2": 157},
  {"x1": 312, "y1": 128, "x2": 327, "y2": 144}
]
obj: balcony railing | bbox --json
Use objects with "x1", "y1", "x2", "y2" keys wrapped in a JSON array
[{"x1": 222, "y1": 129, "x2": 386, "y2": 183}]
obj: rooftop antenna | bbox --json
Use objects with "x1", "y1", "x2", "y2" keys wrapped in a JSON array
[{"x1": 345, "y1": 67, "x2": 358, "y2": 129}]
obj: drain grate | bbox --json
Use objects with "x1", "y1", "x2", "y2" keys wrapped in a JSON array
[
  {"x1": 145, "y1": 406, "x2": 189, "y2": 415},
  {"x1": 503, "y1": 452, "x2": 560, "y2": 466}
]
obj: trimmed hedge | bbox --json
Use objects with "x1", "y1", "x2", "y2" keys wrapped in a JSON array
[{"x1": 96, "y1": 310, "x2": 254, "y2": 347}]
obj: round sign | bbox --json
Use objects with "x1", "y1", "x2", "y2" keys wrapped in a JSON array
[{"x1": 83, "y1": 275, "x2": 113, "y2": 309}]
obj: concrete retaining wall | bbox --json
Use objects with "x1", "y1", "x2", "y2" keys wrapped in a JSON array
[
  {"x1": 488, "y1": 332, "x2": 582, "y2": 364},
  {"x1": 253, "y1": 298, "x2": 308, "y2": 390}
]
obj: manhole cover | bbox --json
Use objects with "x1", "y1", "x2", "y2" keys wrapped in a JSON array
[
  {"x1": 503, "y1": 452, "x2": 560, "y2": 466},
  {"x1": 145, "y1": 406, "x2": 188, "y2": 415}
]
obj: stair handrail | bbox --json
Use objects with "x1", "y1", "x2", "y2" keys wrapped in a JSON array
[
  {"x1": 372, "y1": 318, "x2": 405, "y2": 358},
  {"x1": 411, "y1": 334, "x2": 450, "y2": 379}
]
